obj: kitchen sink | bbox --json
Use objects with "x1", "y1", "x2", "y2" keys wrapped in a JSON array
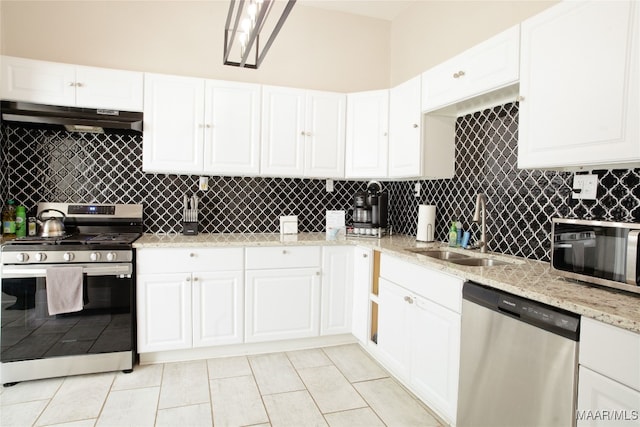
[
  {"x1": 406, "y1": 249, "x2": 471, "y2": 260},
  {"x1": 448, "y1": 257, "x2": 512, "y2": 267},
  {"x1": 406, "y1": 248, "x2": 518, "y2": 267}
]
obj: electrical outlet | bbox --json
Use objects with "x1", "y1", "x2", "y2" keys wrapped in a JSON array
[
  {"x1": 572, "y1": 174, "x2": 598, "y2": 200},
  {"x1": 414, "y1": 182, "x2": 421, "y2": 198},
  {"x1": 326, "y1": 179, "x2": 334, "y2": 192}
]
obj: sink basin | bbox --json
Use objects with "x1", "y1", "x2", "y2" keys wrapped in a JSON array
[
  {"x1": 448, "y1": 257, "x2": 512, "y2": 267},
  {"x1": 407, "y1": 249, "x2": 470, "y2": 260}
]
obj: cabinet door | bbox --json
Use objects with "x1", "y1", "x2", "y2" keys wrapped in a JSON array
[
  {"x1": 352, "y1": 246, "x2": 372, "y2": 343},
  {"x1": 1, "y1": 55, "x2": 75, "y2": 106},
  {"x1": 377, "y1": 278, "x2": 411, "y2": 378},
  {"x1": 260, "y1": 85, "x2": 306, "y2": 176},
  {"x1": 203, "y1": 80, "x2": 261, "y2": 175},
  {"x1": 411, "y1": 295, "x2": 461, "y2": 424},
  {"x1": 577, "y1": 367, "x2": 640, "y2": 427},
  {"x1": 137, "y1": 273, "x2": 192, "y2": 352},
  {"x1": 345, "y1": 90, "x2": 389, "y2": 179},
  {"x1": 304, "y1": 91, "x2": 346, "y2": 178},
  {"x1": 518, "y1": 1, "x2": 640, "y2": 169},
  {"x1": 320, "y1": 246, "x2": 353, "y2": 336},
  {"x1": 74, "y1": 65, "x2": 143, "y2": 111},
  {"x1": 143, "y1": 73, "x2": 205, "y2": 174},
  {"x1": 245, "y1": 268, "x2": 320, "y2": 342},
  {"x1": 388, "y1": 76, "x2": 422, "y2": 178},
  {"x1": 192, "y1": 271, "x2": 244, "y2": 347},
  {"x1": 421, "y1": 25, "x2": 520, "y2": 112}
]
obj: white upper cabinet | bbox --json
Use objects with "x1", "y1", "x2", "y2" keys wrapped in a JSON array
[
  {"x1": 388, "y1": 75, "x2": 455, "y2": 179},
  {"x1": 143, "y1": 72, "x2": 261, "y2": 175},
  {"x1": 143, "y1": 73, "x2": 205, "y2": 174},
  {"x1": 261, "y1": 86, "x2": 345, "y2": 178},
  {"x1": 1, "y1": 55, "x2": 143, "y2": 111},
  {"x1": 388, "y1": 76, "x2": 422, "y2": 178},
  {"x1": 518, "y1": 0, "x2": 640, "y2": 170},
  {"x1": 345, "y1": 89, "x2": 389, "y2": 179},
  {"x1": 421, "y1": 25, "x2": 520, "y2": 113},
  {"x1": 203, "y1": 80, "x2": 261, "y2": 175}
]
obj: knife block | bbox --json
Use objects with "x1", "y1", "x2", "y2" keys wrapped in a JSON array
[{"x1": 182, "y1": 221, "x2": 198, "y2": 235}]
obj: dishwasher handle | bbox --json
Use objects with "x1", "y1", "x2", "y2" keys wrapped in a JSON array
[{"x1": 463, "y1": 281, "x2": 580, "y2": 341}]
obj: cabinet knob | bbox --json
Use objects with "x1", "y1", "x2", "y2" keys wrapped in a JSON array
[
  {"x1": 193, "y1": 277, "x2": 199, "y2": 282},
  {"x1": 383, "y1": 132, "x2": 388, "y2": 137},
  {"x1": 190, "y1": 253, "x2": 196, "y2": 257},
  {"x1": 300, "y1": 131, "x2": 306, "y2": 136},
  {"x1": 316, "y1": 271, "x2": 320, "y2": 276},
  {"x1": 404, "y1": 296, "x2": 414, "y2": 304},
  {"x1": 76, "y1": 82, "x2": 83, "y2": 87},
  {"x1": 282, "y1": 249, "x2": 287, "y2": 254},
  {"x1": 68, "y1": 82, "x2": 76, "y2": 87},
  {"x1": 453, "y1": 70, "x2": 466, "y2": 79},
  {"x1": 363, "y1": 253, "x2": 368, "y2": 258},
  {"x1": 412, "y1": 124, "x2": 418, "y2": 129},
  {"x1": 205, "y1": 124, "x2": 212, "y2": 128},
  {"x1": 186, "y1": 277, "x2": 191, "y2": 282},
  {"x1": 517, "y1": 95, "x2": 525, "y2": 102},
  {"x1": 306, "y1": 132, "x2": 312, "y2": 137}
]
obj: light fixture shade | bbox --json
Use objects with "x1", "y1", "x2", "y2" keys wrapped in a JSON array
[{"x1": 224, "y1": 0, "x2": 297, "y2": 69}]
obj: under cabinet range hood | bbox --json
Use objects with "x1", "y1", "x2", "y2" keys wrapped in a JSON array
[{"x1": 0, "y1": 101, "x2": 143, "y2": 133}]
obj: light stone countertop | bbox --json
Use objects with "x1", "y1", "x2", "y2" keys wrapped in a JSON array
[{"x1": 133, "y1": 232, "x2": 640, "y2": 334}]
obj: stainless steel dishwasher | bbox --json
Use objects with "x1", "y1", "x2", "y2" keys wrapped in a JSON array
[{"x1": 457, "y1": 281, "x2": 580, "y2": 427}]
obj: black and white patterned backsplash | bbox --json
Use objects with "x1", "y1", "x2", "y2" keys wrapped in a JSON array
[{"x1": 1, "y1": 101, "x2": 639, "y2": 262}]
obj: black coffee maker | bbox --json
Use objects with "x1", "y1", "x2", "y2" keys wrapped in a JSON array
[{"x1": 351, "y1": 181, "x2": 388, "y2": 236}]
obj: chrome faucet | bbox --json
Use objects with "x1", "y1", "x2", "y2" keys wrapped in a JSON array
[{"x1": 472, "y1": 193, "x2": 488, "y2": 253}]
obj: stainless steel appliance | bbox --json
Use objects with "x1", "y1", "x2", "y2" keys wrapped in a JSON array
[
  {"x1": 0, "y1": 202, "x2": 143, "y2": 386},
  {"x1": 552, "y1": 218, "x2": 640, "y2": 295},
  {"x1": 457, "y1": 281, "x2": 580, "y2": 427},
  {"x1": 348, "y1": 181, "x2": 388, "y2": 238}
]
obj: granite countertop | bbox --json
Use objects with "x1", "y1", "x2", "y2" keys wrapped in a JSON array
[{"x1": 138, "y1": 232, "x2": 640, "y2": 333}]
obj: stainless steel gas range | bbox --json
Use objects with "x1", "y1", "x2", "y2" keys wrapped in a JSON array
[{"x1": 0, "y1": 202, "x2": 143, "y2": 386}]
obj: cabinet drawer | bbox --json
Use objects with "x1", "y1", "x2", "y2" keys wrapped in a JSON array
[
  {"x1": 580, "y1": 317, "x2": 640, "y2": 391},
  {"x1": 245, "y1": 246, "x2": 321, "y2": 270},
  {"x1": 380, "y1": 253, "x2": 462, "y2": 313},
  {"x1": 136, "y1": 247, "x2": 244, "y2": 274}
]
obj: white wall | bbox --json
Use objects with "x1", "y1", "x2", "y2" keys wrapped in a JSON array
[
  {"x1": 0, "y1": 0, "x2": 558, "y2": 92},
  {"x1": 0, "y1": 1, "x2": 390, "y2": 92}
]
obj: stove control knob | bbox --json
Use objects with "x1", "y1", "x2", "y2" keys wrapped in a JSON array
[
  {"x1": 106, "y1": 252, "x2": 117, "y2": 262},
  {"x1": 16, "y1": 253, "x2": 29, "y2": 262},
  {"x1": 35, "y1": 252, "x2": 47, "y2": 262},
  {"x1": 63, "y1": 252, "x2": 75, "y2": 262},
  {"x1": 90, "y1": 252, "x2": 101, "y2": 262}
]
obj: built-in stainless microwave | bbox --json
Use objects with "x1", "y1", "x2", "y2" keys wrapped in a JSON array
[{"x1": 551, "y1": 218, "x2": 640, "y2": 295}]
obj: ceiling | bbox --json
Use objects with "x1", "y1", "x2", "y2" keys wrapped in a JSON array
[{"x1": 297, "y1": 0, "x2": 416, "y2": 21}]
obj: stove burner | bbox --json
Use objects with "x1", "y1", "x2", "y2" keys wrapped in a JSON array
[{"x1": 5, "y1": 233, "x2": 141, "y2": 246}]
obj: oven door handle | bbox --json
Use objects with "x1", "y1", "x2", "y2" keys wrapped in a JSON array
[{"x1": 1, "y1": 263, "x2": 132, "y2": 278}]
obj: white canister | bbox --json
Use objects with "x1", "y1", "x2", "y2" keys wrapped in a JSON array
[{"x1": 416, "y1": 205, "x2": 436, "y2": 242}]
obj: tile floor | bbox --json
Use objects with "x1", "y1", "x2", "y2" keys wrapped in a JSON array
[{"x1": 0, "y1": 344, "x2": 444, "y2": 427}]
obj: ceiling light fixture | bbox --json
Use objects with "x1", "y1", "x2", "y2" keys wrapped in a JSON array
[{"x1": 224, "y1": 0, "x2": 297, "y2": 69}]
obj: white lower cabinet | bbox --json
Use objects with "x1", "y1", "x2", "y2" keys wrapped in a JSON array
[
  {"x1": 377, "y1": 254, "x2": 462, "y2": 425},
  {"x1": 321, "y1": 246, "x2": 354, "y2": 336},
  {"x1": 577, "y1": 317, "x2": 640, "y2": 426},
  {"x1": 245, "y1": 246, "x2": 321, "y2": 343},
  {"x1": 137, "y1": 272, "x2": 192, "y2": 352},
  {"x1": 352, "y1": 246, "x2": 373, "y2": 344},
  {"x1": 136, "y1": 247, "x2": 244, "y2": 353}
]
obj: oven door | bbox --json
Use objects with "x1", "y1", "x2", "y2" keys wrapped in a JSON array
[{"x1": 1, "y1": 263, "x2": 133, "y2": 363}]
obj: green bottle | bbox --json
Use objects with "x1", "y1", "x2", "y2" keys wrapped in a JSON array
[
  {"x1": 2, "y1": 199, "x2": 17, "y2": 239},
  {"x1": 15, "y1": 205, "x2": 27, "y2": 238},
  {"x1": 448, "y1": 220, "x2": 458, "y2": 247}
]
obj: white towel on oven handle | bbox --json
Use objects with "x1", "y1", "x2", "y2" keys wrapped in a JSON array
[{"x1": 46, "y1": 266, "x2": 84, "y2": 315}]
